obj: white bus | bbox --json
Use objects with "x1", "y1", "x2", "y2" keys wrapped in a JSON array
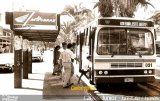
[{"x1": 75, "y1": 17, "x2": 156, "y2": 86}]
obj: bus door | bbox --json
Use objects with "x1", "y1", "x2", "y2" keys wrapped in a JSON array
[{"x1": 89, "y1": 27, "x2": 96, "y2": 84}]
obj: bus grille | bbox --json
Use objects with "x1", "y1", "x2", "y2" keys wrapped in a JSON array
[
  {"x1": 0, "y1": 64, "x2": 5, "y2": 66},
  {"x1": 111, "y1": 63, "x2": 142, "y2": 68}
]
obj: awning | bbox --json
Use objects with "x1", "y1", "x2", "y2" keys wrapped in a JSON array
[{"x1": 6, "y1": 12, "x2": 60, "y2": 42}]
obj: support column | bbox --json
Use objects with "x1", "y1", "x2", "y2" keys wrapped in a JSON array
[
  {"x1": 28, "y1": 50, "x2": 32, "y2": 73},
  {"x1": 14, "y1": 35, "x2": 23, "y2": 88},
  {"x1": 23, "y1": 50, "x2": 28, "y2": 79},
  {"x1": 14, "y1": 49, "x2": 22, "y2": 88}
]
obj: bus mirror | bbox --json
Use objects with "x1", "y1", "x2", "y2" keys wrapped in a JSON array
[
  {"x1": 87, "y1": 55, "x2": 92, "y2": 61},
  {"x1": 154, "y1": 29, "x2": 157, "y2": 40}
]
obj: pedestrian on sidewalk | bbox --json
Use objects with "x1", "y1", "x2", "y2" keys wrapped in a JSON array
[
  {"x1": 70, "y1": 43, "x2": 76, "y2": 77},
  {"x1": 52, "y1": 45, "x2": 61, "y2": 75},
  {"x1": 58, "y1": 42, "x2": 68, "y2": 78},
  {"x1": 71, "y1": 42, "x2": 76, "y2": 54},
  {"x1": 59, "y1": 43, "x2": 76, "y2": 88},
  {"x1": 77, "y1": 55, "x2": 91, "y2": 84}
]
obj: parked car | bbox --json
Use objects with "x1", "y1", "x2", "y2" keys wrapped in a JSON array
[
  {"x1": 32, "y1": 51, "x2": 43, "y2": 62},
  {"x1": 50, "y1": 48, "x2": 53, "y2": 51},
  {"x1": 0, "y1": 53, "x2": 14, "y2": 73}
]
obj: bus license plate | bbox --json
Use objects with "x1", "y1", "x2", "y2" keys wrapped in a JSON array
[{"x1": 124, "y1": 78, "x2": 134, "y2": 82}]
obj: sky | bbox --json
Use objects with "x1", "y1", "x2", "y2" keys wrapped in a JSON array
[
  {"x1": 0, "y1": 0, "x2": 160, "y2": 12},
  {"x1": 0, "y1": 0, "x2": 96, "y2": 27},
  {"x1": 0, "y1": 0, "x2": 160, "y2": 25},
  {"x1": 135, "y1": 0, "x2": 160, "y2": 19},
  {"x1": 1, "y1": 0, "x2": 160, "y2": 16},
  {"x1": 0, "y1": 0, "x2": 95, "y2": 13}
]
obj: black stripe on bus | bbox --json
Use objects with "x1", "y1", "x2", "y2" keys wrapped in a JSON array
[{"x1": 95, "y1": 59, "x2": 156, "y2": 62}]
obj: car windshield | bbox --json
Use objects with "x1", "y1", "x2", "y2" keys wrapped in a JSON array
[
  {"x1": 97, "y1": 28, "x2": 154, "y2": 55},
  {"x1": 0, "y1": 45, "x2": 10, "y2": 54}
]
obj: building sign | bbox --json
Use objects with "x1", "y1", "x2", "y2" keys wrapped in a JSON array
[
  {"x1": 13, "y1": 12, "x2": 57, "y2": 30},
  {"x1": 98, "y1": 19, "x2": 154, "y2": 27}
]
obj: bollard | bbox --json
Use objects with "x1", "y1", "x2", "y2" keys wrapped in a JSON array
[
  {"x1": 28, "y1": 50, "x2": 32, "y2": 73},
  {"x1": 23, "y1": 50, "x2": 28, "y2": 79}
]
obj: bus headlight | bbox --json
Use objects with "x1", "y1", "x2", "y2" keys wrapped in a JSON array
[
  {"x1": 144, "y1": 70, "x2": 147, "y2": 74},
  {"x1": 98, "y1": 71, "x2": 103, "y2": 75},
  {"x1": 104, "y1": 71, "x2": 108, "y2": 75},
  {"x1": 148, "y1": 70, "x2": 152, "y2": 74}
]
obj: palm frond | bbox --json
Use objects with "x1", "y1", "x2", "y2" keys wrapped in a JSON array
[{"x1": 93, "y1": 2, "x2": 99, "y2": 9}]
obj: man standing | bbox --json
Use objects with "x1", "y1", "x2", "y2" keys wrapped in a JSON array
[
  {"x1": 59, "y1": 43, "x2": 75, "y2": 88},
  {"x1": 52, "y1": 45, "x2": 61, "y2": 75}
]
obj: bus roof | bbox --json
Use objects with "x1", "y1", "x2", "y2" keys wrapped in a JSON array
[{"x1": 98, "y1": 17, "x2": 153, "y2": 22}]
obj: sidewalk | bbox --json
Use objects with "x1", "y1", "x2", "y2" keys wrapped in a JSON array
[
  {"x1": 43, "y1": 72, "x2": 88, "y2": 100},
  {"x1": 0, "y1": 73, "x2": 44, "y2": 95}
]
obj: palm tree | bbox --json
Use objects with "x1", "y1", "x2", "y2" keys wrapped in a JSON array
[
  {"x1": 60, "y1": 21, "x2": 75, "y2": 43},
  {"x1": 150, "y1": 11, "x2": 160, "y2": 25},
  {"x1": 94, "y1": 0, "x2": 154, "y2": 17},
  {"x1": 61, "y1": 3, "x2": 94, "y2": 22},
  {"x1": 58, "y1": 3, "x2": 95, "y2": 43}
]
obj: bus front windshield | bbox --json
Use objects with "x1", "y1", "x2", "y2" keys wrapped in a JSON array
[{"x1": 97, "y1": 28, "x2": 154, "y2": 55}]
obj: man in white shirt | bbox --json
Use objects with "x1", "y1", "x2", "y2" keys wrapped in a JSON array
[
  {"x1": 59, "y1": 43, "x2": 75, "y2": 88},
  {"x1": 56, "y1": 42, "x2": 67, "y2": 78}
]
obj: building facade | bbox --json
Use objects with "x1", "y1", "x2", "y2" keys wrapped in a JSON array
[{"x1": 0, "y1": 27, "x2": 13, "y2": 53}]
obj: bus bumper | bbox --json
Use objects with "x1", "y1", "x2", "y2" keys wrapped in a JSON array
[{"x1": 95, "y1": 76, "x2": 155, "y2": 84}]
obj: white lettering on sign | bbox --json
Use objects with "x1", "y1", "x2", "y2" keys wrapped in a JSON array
[
  {"x1": 120, "y1": 22, "x2": 132, "y2": 26},
  {"x1": 120, "y1": 21, "x2": 148, "y2": 27},
  {"x1": 131, "y1": 22, "x2": 139, "y2": 26},
  {"x1": 31, "y1": 16, "x2": 56, "y2": 23},
  {"x1": 139, "y1": 22, "x2": 148, "y2": 27},
  {"x1": 120, "y1": 22, "x2": 125, "y2": 25}
]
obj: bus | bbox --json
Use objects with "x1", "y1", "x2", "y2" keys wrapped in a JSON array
[{"x1": 75, "y1": 17, "x2": 156, "y2": 86}]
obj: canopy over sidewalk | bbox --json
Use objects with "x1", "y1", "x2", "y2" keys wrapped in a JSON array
[{"x1": 6, "y1": 12, "x2": 60, "y2": 42}]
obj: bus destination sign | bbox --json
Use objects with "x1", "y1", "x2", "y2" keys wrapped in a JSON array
[{"x1": 98, "y1": 19, "x2": 154, "y2": 27}]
